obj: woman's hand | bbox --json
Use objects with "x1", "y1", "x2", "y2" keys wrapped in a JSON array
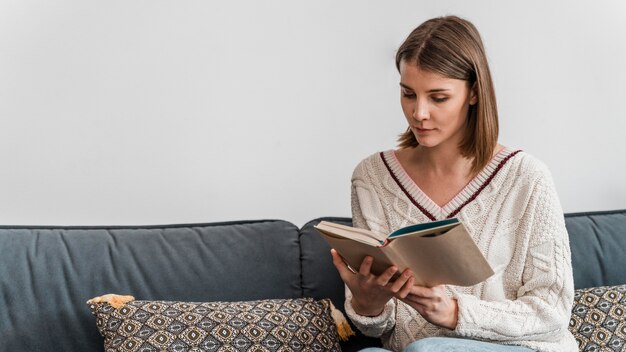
[
  {"x1": 331, "y1": 249, "x2": 414, "y2": 317},
  {"x1": 396, "y1": 284, "x2": 458, "y2": 330}
]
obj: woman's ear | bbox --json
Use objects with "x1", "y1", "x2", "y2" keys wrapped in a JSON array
[{"x1": 469, "y1": 82, "x2": 478, "y2": 105}]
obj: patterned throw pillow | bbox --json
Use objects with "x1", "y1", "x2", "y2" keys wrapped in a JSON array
[
  {"x1": 569, "y1": 284, "x2": 626, "y2": 352},
  {"x1": 88, "y1": 297, "x2": 344, "y2": 352}
]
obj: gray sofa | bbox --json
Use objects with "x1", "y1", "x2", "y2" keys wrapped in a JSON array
[{"x1": 1, "y1": 209, "x2": 625, "y2": 351}]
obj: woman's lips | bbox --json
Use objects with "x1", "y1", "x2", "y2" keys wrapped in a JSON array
[{"x1": 415, "y1": 127, "x2": 435, "y2": 133}]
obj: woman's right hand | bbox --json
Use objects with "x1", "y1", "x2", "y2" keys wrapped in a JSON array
[{"x1": 331, "y1": 249, "x2": 414, "y2": 317}]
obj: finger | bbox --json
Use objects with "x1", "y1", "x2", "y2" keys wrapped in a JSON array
[
  {"x1": 404, "y1": 293, "x2": 433, "y2": 307},
  {"x1": 330, "y1": 249, "x2": 356, "y2": 282},
  {"x1": 396, "y1": 276, "x2": 415, "y2": 299},
  {"x1": 388, "y1": 269, "x2": 412, "y2": 293},
  {"x1": 375, "y1": 265, "x2": 399, "y2": 286},
  {"x1": 400, "y1": 297, "x2": 427, "y2": 315},
  {"x1": 409, "y1": 285, "x2": 436, "y2": 298},
  {"x1": 358, "y1": 256, "x2": 374, "y2": 276},
  {"x1": 402, "y1": 297, "x2": 426, "y2": 309}
]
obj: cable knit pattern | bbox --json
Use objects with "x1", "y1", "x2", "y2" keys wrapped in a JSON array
[{"x1": 344, "y1": 147, "x2": 578, "y2": 352}]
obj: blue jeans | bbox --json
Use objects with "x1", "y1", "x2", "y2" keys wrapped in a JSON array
[{"x1": 360, "y1": 337, "x2": 535, "y2": 352}]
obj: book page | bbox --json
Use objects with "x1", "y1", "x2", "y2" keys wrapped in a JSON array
[
  {"x1": 387, "y1": 219, "x2": 459, "y2": 239},
  {"x1": 315, "y1": 221, "x2": 385, "y2": 246},
  {"x1": 387, "y1": 224, "x2": 494, "y2": 287}
]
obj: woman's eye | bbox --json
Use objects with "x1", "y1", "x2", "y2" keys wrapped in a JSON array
[
  {"x1": 432, "y1": 96, "x2": 449, "y2": 103},
  {"x1": 402, "y1": 91, "x2": 416, "y2": 98}
]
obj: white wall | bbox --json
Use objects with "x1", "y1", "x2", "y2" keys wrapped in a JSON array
[{"x1": 1, "y1": 0, "x2": 625, "y2": 227}]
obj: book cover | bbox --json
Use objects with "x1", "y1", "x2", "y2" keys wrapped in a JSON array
[{"x1": 315, "y1": 219, "x2": 494, "y2": 287}]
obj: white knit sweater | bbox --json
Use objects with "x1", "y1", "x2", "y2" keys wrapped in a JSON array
[{"x1": 344, "y1": 147, "x2": 578, "y2": 352}]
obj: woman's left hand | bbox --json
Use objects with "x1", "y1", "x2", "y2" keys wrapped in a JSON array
[{"x1": 396, "y1": 284, "x2": 458, "y2": 330}]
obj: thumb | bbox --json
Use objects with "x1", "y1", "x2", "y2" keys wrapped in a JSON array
[{"x1": 330, "y1": 249, "x2": 355, "y2": 282}]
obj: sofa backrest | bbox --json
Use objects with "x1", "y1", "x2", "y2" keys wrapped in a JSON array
[
  {"x1": 0, "y1": 220, "x2": 302, "y2": 351},
  {"x1": 565, "y1": 209, "x2": 626, "y2": 289},
  {"x1": 1, "y1": 210, "x2": 624, "y2": 352}
]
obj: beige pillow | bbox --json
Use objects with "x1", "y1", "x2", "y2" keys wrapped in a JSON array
[
  {"x1": 88, "y1": 295, "x2": 353, "y2": 351},
  {"x1": 568, "y1": 284, "x2": 626, "y2": 351}
]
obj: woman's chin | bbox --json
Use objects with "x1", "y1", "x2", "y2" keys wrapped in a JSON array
[{"x1": 414, "y1": 136, "x2": 440, "y2": 148}]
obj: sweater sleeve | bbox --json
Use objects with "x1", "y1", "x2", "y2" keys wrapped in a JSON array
[
  {"x1": 343, "y1": 160, "x2": 396, "y2": 337},
  {"x1": 449, "y1": 165, "x2": 575, "y2": 342}
]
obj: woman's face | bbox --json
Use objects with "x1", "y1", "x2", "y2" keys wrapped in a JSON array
[{"x1": 399, "y1": 61, "x2": 477, "y2": 150}]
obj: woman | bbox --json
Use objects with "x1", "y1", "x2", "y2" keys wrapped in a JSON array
[{"x1": 331, "y1": 16, "x2": 577, "y2": 352}]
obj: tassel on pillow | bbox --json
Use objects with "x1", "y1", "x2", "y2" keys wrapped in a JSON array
[
  {"x1": 329, "y1": 300, "x2": 355, "y2": 341},
  {"x1": 86, "y1": 293, "x2": 135, "y2": 309}
]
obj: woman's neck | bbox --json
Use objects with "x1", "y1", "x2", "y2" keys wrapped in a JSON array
[
  {"x1": 399, "y1": 143, "x2": 504, "y2": 179},
  {"x1": 409, "y1": 145, "x2": 474, "y2": 178}
]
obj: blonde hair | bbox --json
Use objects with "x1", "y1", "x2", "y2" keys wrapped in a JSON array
[{"x1": 396, "y1": 16, "x2": 499, "y2": 176}]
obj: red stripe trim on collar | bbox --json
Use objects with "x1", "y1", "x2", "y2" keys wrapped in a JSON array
[
  {"x1": 380, "y1": 149, "x2": 523, "y2": 220},
  {"x1": 446, "y1": 150, "x2": 522, "y2": 218},
  {"x1": 380, "y1": 152, "x2": 437, "y2": 221}
]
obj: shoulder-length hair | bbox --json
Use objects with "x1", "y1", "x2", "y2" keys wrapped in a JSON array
[{"x1": 396, "y1": 15, "x2": 499, "y2": 176}]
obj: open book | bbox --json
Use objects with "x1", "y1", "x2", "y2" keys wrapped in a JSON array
[{"x1": 315, "y1": 218, "x2": 494, "y2": 287}]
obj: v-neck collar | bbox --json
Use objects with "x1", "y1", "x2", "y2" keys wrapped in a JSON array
[{"x1": 380, "y1": 147, "x2": 522, "y2": 221}]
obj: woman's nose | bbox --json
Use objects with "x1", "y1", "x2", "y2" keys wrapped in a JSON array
[{"x1": 412, "y1": 101, "x2": 429, "y2": 121}]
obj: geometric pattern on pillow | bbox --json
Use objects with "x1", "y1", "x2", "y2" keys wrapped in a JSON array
[
  {"x1": 568, "y1": 284, "x2": 626, "y2": 352},
  {"x1": 88, "y1": 297, "x2": 342, "y2": 352}
]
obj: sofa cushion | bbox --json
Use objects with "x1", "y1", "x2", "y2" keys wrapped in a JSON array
[
  {"x1": 88, "y1": 297, "x2": 342, "y2": 351},
  {"x1": 0, "y1": 220, "x2": 302, "y2": 351},
  {"x1": 568, "y1": 284, "x2": 626, "y2": 351},
  {"x1": 300, "y1": 217, "x2": 351, "y2": 309},
  {"x1": 300, "y1": 217, "x2": 382, "y2": 351},
  {"x1": 565, "y1": 210, "x2": 626, "y2": 289}
]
